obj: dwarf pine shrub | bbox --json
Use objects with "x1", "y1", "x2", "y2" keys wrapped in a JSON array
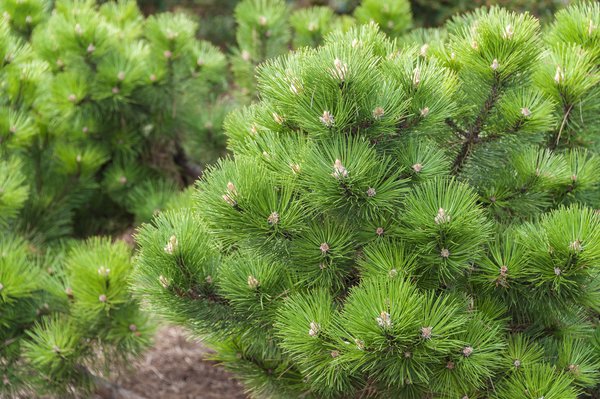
[{"x1": 134, "y1": 3, "x2": 600, "y2": 398}]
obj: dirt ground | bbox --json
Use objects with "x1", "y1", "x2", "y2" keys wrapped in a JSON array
[{"x1": 114, "y1": 326, "x2": 247, "y2": 399}]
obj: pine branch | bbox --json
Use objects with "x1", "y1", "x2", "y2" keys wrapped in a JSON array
[{"x1": 452, "y1": 76, "x2": 502, "y2": 174}]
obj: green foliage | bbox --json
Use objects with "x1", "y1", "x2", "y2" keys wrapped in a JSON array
[
  {"x1": 230, "y1": 0, "x2": 413, "y2": 99},
  {"x1": 1, "y1": 0, "x2": 228, "y2": 242},
  {"x1": 495, "y1": 363, "x2": 582, "y2": 398},
  {"x1": 402, "y1": 178, "x2": 492, "y2": 283},
  {"x1": 0, "y1": 236, "x2": 153, "y2": 396},
  {"x1": 0, "y1": 158, "x2": 29, "y2": 227},
  {"x1": 354, "y1": 0, "x2": 412, "y2": 37},
  {"x1": 541, "y1": 2, "x2": 600, "y2": 150},
  {"x1": 136, "y1": 0, "x2": 240, "y2": 46},
  {"x1": 235, "y1": 0, "x2": 290, "y2": 60},
  {"x1": 0, "y1": 0, "x2": 50, "y2": 36},
  {"x1": 290, "y1": 7, "x2": 344, "y2": 49},
  {"x1": 135, "y1": 3, "x2": 600, "y2": 398}
]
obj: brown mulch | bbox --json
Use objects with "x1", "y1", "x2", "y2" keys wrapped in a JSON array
[{"x1": 113, "y1": 326, "x2": 247, "y2": 399}]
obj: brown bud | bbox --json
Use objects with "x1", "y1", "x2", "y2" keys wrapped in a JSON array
[
  {"x1": 462, "y1": 346, "x2": 473, "y2": 357},
  {"x1": 421, "y1": 326, "x2": 433, "y2": 339}
]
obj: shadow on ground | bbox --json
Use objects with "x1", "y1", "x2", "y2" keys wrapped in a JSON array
[{"x1": 114, "y1": 326, "x2": 247, "y2": 399}]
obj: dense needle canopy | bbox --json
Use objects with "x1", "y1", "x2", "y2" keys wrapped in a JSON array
[{"x1": 135, "y1": 3, "x2": 600, "y2": 399}]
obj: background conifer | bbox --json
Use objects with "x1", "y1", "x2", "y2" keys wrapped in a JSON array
[{"x1": 0, "y1": 0, "x2": 229, "y2": 393}]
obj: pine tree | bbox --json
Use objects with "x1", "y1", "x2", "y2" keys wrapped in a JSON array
[{"x1": 134, "y1": 3, "x2": 600, "y2": 398}]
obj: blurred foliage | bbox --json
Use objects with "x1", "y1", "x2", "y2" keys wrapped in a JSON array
[
  {"x1": 136, "y1": 0, "x2": 573, "y2": 41},
  {"x1": 411, "y1": 0, "x2": 573, "y2": 26}
]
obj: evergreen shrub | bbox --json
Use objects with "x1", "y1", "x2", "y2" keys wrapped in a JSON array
[{"x1": 135, "y1": 3, "x2": 600, "y2": 398}]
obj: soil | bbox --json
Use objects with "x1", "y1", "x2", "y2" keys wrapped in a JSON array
[{"x1": 114, "y1": 326, "x2": 247, "y2": 399}]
